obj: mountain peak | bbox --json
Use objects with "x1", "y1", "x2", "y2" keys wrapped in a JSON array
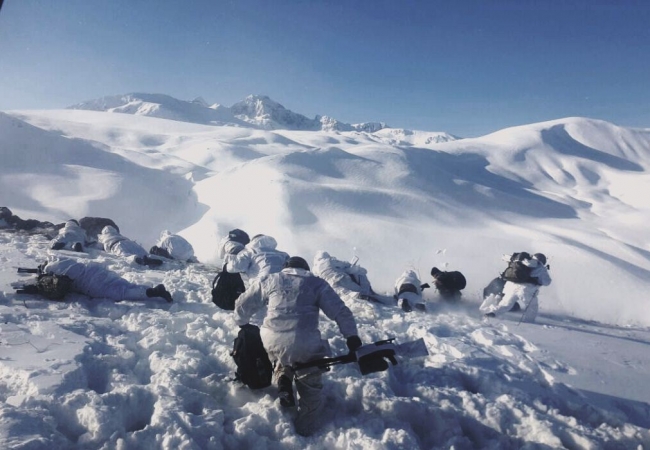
[
  {"x1": 191, "y1": 97, "x2": 209, "y2": 107},
  {"x1": 231, "y1": 95, "x2": 319, "y2": 131},
  {"x1": 67, "y1": 92, "x2": 398, "y2": 134}
]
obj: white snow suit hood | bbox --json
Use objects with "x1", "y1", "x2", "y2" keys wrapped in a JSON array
[
  {"x1": 218, "y1": 235, "x2": 245, "y2": 259},
  {"x1": 522, "y1": 258, "x2": 552, "y2": 286},
  {"x1": 50, "y1": 220, "x2": 87, "y2": 250},
  {"x1": 394, "y1": 269, "x2": 422, "y2": 296},
  {"x1": 225, "y1": 234, "x2": 289, "y2": 281},
  {"x1": 157, "y1": 230, "x2": 195, "y2": 261},
  {"x1": 99, "y1": 226, "x2": 147, "y2": 258}
]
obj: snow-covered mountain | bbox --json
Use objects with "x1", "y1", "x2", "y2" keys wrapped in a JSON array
[
  {"x1": 68, "y1": 92, "x2": 453, "y2": 138},
  {"x1": 230, "y1": 94, "x2": 320, "y2": 130},
  {"x1": 68, "y1": 93, "x2": 248, "y2": 127},
  {"x1": 1, "y1": 106, "x2": 650, "y2": 448}
]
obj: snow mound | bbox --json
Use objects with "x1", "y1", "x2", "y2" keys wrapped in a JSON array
[{"x1": 371, "y1": 127, "x2": 460, "y2": 146}]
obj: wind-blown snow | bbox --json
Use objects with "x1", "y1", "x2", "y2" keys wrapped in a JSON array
[{"x1": 1, "y1": 106, "x2": 650, "y2": 448}]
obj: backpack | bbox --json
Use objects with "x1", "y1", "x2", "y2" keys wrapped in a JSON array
[
  {"x1": 483, "y1": 276, "x2": 506, "y2": 300},
  {"x1": 230, "y1": 324, "x2": 273, "y2": 389},
  {"x1": 211, "y1": 264, "x2": 245, "y2": 310},
  {"x1": 16, "y1": 273, "x2": 73, "y2": 301},
  {"x1": 502, "y1": 252, "x2": 535, "y2": 283},
  {"x1": 434, "y1": 271, "x2": 467, "y2": 292}
]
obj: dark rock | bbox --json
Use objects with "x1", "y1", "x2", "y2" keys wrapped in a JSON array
[{"x1": 79, "y1": 217, "x2": 120, "y2": 243}]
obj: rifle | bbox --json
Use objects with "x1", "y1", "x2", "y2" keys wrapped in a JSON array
[{"x1": 293, "y1": 337, "x2": 427, "y2": 375}]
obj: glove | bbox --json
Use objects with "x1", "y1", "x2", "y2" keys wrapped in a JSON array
[
  {"x1": 346, "y1": 335, "x2": 362, "y2": 352},
  {"x1": 420, "y1": 283, "x2": 430, "y2": 290}
]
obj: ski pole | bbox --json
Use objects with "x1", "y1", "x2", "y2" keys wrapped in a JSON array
[{"x1": 517, "y1": 289, "x2": 539, "y2": 326}]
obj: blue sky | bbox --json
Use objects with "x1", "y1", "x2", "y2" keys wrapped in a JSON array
[{"x1": 1, "y1": 0, "x2": 649, "y2": 137}]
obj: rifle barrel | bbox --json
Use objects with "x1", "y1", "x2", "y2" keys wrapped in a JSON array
[{"x1": 293, "y1": 353, "x2": 355, "y2": 371}]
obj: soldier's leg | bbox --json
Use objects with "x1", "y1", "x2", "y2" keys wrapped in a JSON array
[
  {"x1": 294, "y1": 368, "x2": 324, "y2": 436},
  {"x1": 275, "y1": 363, "x2": 295, "y2": 407},
  {"x1": 520, "y1": 288, "x2": 540, "y2": 323}
]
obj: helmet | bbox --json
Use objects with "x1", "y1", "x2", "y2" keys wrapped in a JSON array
[
  {"x1": 228, "y1": 228, "x2": 250, "y2": 245},
  {"x1": 430, "y1": 267, "x2": 441, "y2": 277},
  {"x1": 533, "y1": 253, "x2": 547, "y2": 265},
  {"x1": 284, "y1": 256, "x2": 310, "y2": 271}
]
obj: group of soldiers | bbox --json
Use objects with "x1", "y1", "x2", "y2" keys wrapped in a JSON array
[{"x1": 5, "y1": 208, "x2": 552, "y2": 437}]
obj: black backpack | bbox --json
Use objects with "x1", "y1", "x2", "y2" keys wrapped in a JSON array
[
  {"x1": 435, "y1": 271, "x2": 467, "y2": 292},
  {"x1": 502, "y1": 252, "x2": 535, "y2": 283},
  {"x1": 230, "y1": 324, "x2": 273, "y2": 389},
  {"x1": 16, "y1": 273, "x2": 73, "y2": 301},
  {"x1": 483, "y1": 276, "x2": 506, "y2": 300},
  {"x1": 211, "y1": 264, "x2": 245, "y2": 310}
]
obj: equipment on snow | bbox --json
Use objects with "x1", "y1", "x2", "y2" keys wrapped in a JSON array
[
  {"x1": 231, "y1": 324, "x2": 273, "y2": 389},
  {"x1": 211, "y1": 264, "x2": 245, "y2": 310},
  {"x1": 292, "y1": 337, "x2": 428, "y2": 376},
  {"x1": 15, "y1": 267, "x2": 73, "y2": 301},
  {"x1": 432, "y1": 270, "x2": 466, "y2": 292}
]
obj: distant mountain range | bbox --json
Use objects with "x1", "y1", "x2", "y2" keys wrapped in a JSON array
[{"x1": 68, "y1": 93, "x2": 458, "y2": 141}]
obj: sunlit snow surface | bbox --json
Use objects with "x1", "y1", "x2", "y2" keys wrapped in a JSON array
[{"x1": 1, "y1": 108, "x2": 650, "y2": 448}]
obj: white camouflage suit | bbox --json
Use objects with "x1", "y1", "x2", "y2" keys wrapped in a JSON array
[
  {"x1": 49, "y1": 220, "x2": 88, "y2": 251},
  {"x1": 394, "y1": 269, "x2": 423, "y2": 309},
  {"x1": 480, "y1": 255, "x2": 552, "y2": 322},
  {"x1": 234, "y1": 267, "x2": 358, "y2": 436},
  {"x1": 312, "y1": 251, "x2": 374, "y2": 301},
  {"x1": 224, "y1": 234, "x2": 289, "y2": 284},
  {"x1": 98, "y1": 226, "x2": 148, "y2": 260},
  {"x1": 43, "y1": 258, "x2": 151, "y2": 301},
  {"x1": 155, "y1": 230, "x2": 196, "y2": 262}
]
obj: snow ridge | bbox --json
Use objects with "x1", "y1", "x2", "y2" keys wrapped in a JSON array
[{"x1": 68, "y1": 92, "x2": 453, "y2": 137}]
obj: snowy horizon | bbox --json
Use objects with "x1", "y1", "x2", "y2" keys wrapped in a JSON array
[
  {"x1": 1, "y1": 105, "x2": 650, "y2": 448},
  {"x1": 65, "y1": 92, "x2": 450, "y2": 137}
]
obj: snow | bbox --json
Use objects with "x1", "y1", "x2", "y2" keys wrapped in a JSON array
[
  {"x1": 67, "y1": 93, "x2": 392, "y2": 134},
  {"x1": 1, "y1": 105, "x2": 650, "y2": 448}
]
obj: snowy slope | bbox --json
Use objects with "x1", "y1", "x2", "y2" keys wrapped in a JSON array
[
  {"x1": 5, "y1": 109, "x2": 650, "y2": 326},
  {"x1": 1, "y1": 107, "x2": 650, "y2": 448}
]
